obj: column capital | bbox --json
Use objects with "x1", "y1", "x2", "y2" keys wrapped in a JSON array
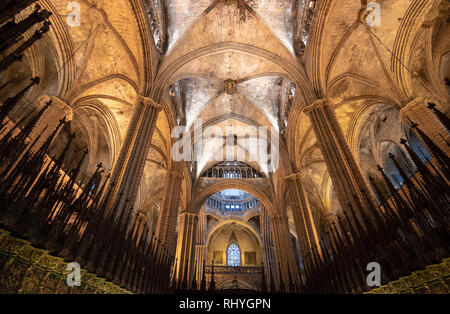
[
  {"x1": 399, "y1": 96, "x2": 449, "y2": 155},
  {"x1": 399, "y1": 97, "x2": 426, "y2": 121},
  {"x1": 423, "y1": 1, "x2": 450, "y2": 27},
  {"x1": 399, "y1": 96, "x2": 445, "y2": 122},
  {"x1": 37, "y1": 94, "x2": 73, "y2": 121},
  {"x1": 179, "y1": 211, "x2": 198, "y2": 218},
  {"x1": 29, "y1": 94, "x2": 73, "y2": 152},
  {"x1": 283, "y1": 172, "x2": 305, "y2": 181},
  {"x1": 137, "y1": 96, "x2": 162, "y2": 111},
  {"x1": 137, "y1": 211, "x2": 148, "y2": 220},
  {"x1": 304, "y1": 98, "x2": 335, "y2": 115}
]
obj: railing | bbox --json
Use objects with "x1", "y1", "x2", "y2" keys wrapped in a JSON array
[
  {"x1": 205, "y1": 266, "x2": 262, "y2": 275},
  {"x1": 206, "y1": 194, "x2": 260, "y2": 213},
  {"x1": 201, "y1": 165, "x2": 264, "y2": 179}
]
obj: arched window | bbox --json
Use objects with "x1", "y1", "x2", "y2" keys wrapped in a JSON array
[{"x1": 227, "y1": 243, "x2": 241, "y2": 266}]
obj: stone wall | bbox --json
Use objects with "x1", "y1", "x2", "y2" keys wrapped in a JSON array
[
  {"x1": 207, "y1": 224, "x2": 261, "y2": 266},
  {"x1": 366, "y1": 258, "x2": 450, "y2": 294},
  {"x1": 0, "y1": 229, "x2": 132, "y2": 294}
]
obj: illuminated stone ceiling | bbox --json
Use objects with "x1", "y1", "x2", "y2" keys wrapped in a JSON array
[
  {"x1": 3, "y1": 0, "x2": 446, "y2": 218},
  {"x1": 158, "y1": 0, "x2": 302, "y2": 177},
  {"x1": 164, "y1": 0, "x2": 296, "y2": 53}
]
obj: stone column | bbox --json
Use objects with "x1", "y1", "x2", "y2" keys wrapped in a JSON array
[
  {"x1": 106, "y1": 96, "x2": 162, "y2": 216},
  {"x1": 193, "y1": 206, "x2": 207, "y2": 288},
  {"x1": 260, "y1": 206, "x2": 276, "y2": 286},
  {"x1": 174, "y1": 211, "x2": 198, "y2": 289},
  {"x1": 133, "y1": 212, "x2": 148, "y2": 242},
  {"x1": 155, "y1": 170, "x2": 184, "y2": 255},
  {"x1": 261, "y1": 246, "x2": 276, "y2": 284},
  {"x1": 193, "y1": 244, "x2": 207, "y2": 289},
  {"x1": 29, "y1": 94, "x2": 73, "y2": 152},
  {"x1": 270, "y1": 213, "x2": 300, "y2": 292},
  {"x1": 399, "y1": 97, "x2": 450, "y2": 155},
  {"x1": 304, "y1": 99, "x2": 378, "y2": 223},
  {"x1": 284, "y1": 172, "x2": 322, "y2": 274}
]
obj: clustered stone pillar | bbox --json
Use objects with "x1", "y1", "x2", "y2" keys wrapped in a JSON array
[
  {"x1": 193, "y1": 244, "x2": 207, "y2": 289},
  {"x1": 106, "y1": 96, "x2": 162, "y2": 217},
  {"x1": 174, "y1": 211, "x2": 198, "y2": 289},
  {"x1": 304, "y1": 99, "x2": 378, "y2": 223},
  {"x1": 260, "y1": 206, "x2": 276, "y2": 286},
  {"x1": 399, "y1": 97, "x2": 450, "y2": 156},
  {"x1": 193, "y1": 206, "x2": 207, "y2": 288},
  {"x1": 270, "y1": 213, "x2": 300, "y2": 292},
  {"x1": 133, "y1": 212, "x2": 148, "y2": 242},
  {"x1": 29, "y1": 95, "x2": 73, "y2": 152},
  {"x1": 284, "y1": 172, "x2": 321, "y2": 275},
  {"x1": 155, "y1": 170, "x2": 184, "y2": 256}
]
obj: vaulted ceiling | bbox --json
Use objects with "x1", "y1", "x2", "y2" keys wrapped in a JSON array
[
  {"x1": 1, "y1": 0, "x2": 447, "y2": 219},
  {"x1": 152, "y1": 0, "x2": 308, "y2": 178}
]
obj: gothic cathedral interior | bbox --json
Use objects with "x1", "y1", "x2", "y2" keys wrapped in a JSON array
[{"x1": 0, "y1": 0, "x2": 449, "y2": 295}]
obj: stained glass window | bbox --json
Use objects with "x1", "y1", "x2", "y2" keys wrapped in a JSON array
[{"x1": 227, "y1": 243, "x2": 241, "y2": 266}]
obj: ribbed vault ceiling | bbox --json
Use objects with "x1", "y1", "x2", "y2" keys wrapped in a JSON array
[{"x1": 160, "y1": 0, "x2": 300, "y2": 175}]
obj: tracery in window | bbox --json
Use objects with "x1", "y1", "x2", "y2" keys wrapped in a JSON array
[{"x1": 227, "y1": 243, "x2": 241, "y2": 267}]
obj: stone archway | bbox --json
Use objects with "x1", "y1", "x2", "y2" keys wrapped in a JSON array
[
  {"x1": 217, "y1": 278, "x2": 257, "y2": 291},
  {"x1": 203, "y1": 220, "x2": 263, "y2": 292},
  {"x1": 192, "y1": 178, "x2": 276, "y2": 215}
]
